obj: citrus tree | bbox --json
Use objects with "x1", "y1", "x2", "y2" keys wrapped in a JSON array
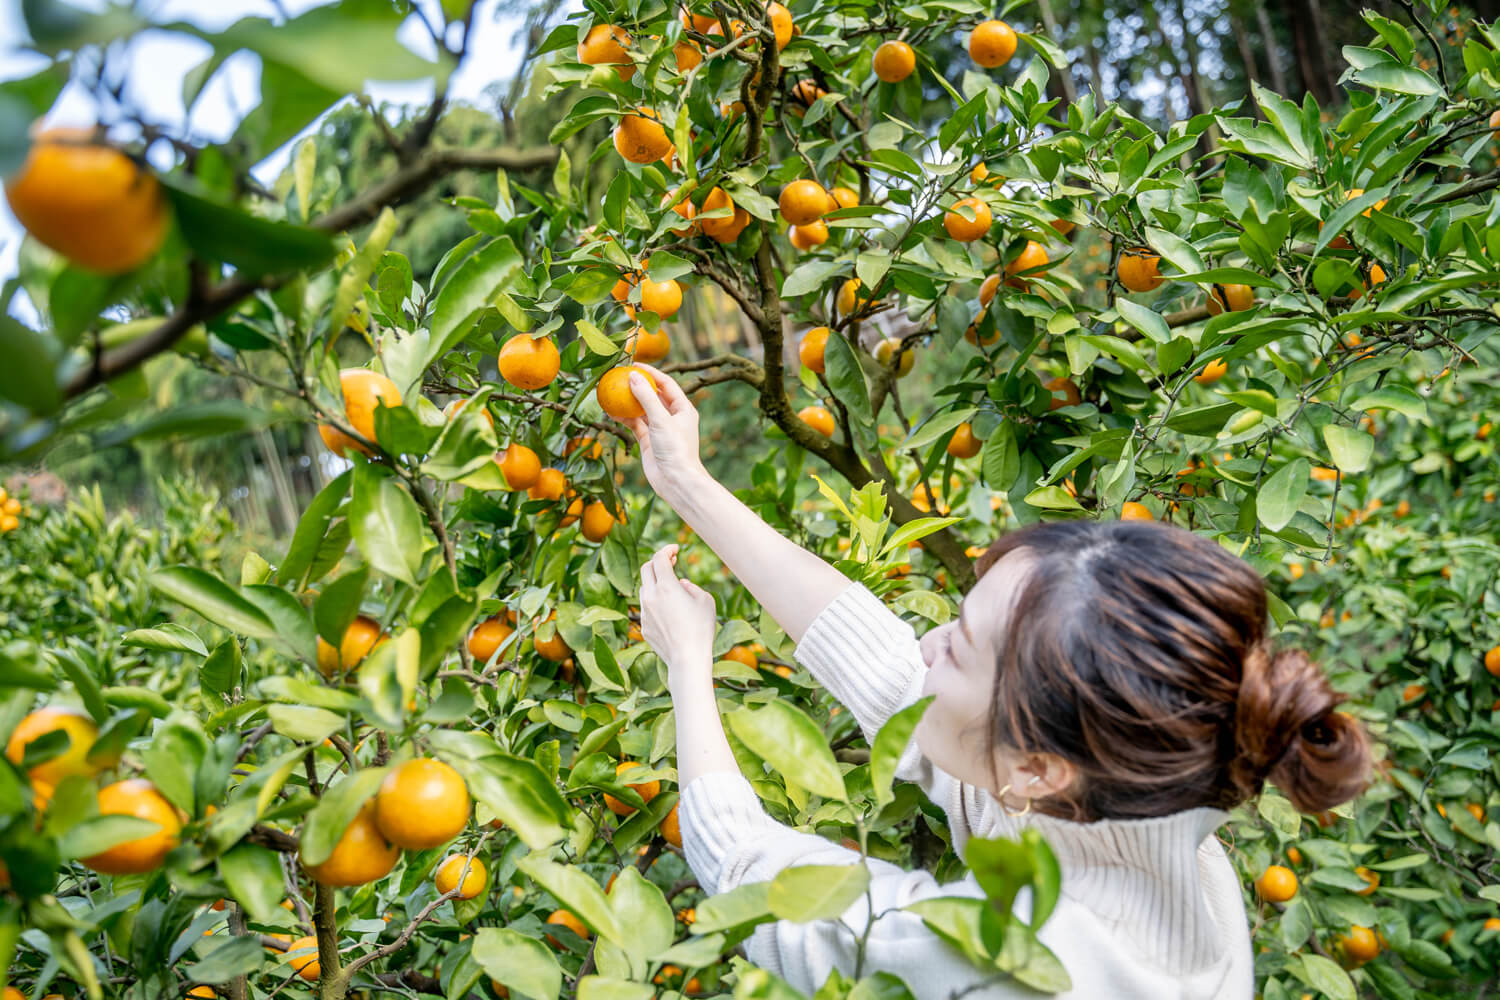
[{"x1": 2, "y1": 0, "x2": 1500, "y2": 998}]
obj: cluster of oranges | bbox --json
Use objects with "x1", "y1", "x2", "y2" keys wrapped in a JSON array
[{"x1": 0, "y1": 487, "x2": 24, "y2": 534}]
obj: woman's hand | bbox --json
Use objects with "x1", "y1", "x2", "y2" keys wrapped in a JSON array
[
  {"x1": 623, "y1": 365, "x2": 707, "y2": 506},
  {"x1": 639, "y1": 544, "x2": 717, "y2": 690}
]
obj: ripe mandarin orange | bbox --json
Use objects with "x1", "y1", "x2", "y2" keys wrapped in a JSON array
[
  {"x1": 545, "y1": 910, "x2": 590, "y2": 948},
  {"x1": 699, "y1": 187, "x2": 746, "y2": 242},
  {"x1": 830, "y1": 186, "x2": 859, "y2": 209},
  {"x1": 1255, "y1": 865, "x2": 1298, "y2": 902},
  {"x1": 779, "y1": 179, "x2": 831, "y2": 226},
  {"x1": 789, "y1": 219, "x2": 829, "y2": 250},
  {"x1": 580, "y1": 501, "x2": 617, "y2": 543},
  {"x1": 443, "y1": 397, "x2": 494, "y2": 428},
  {"x1": 316, "y1": 615, "x2": 383, "y2": 678},
  {"x1": 613, "y1": 108, "x2": 672, "y2": 164},
  {"x1": 528, "y1": 467, "x2": 568, "y2": 503},
  {"x1": 468, "y1": 617, "x2": 514, "y2": 662},
  {"x1": 1194, "y1": 359, "x2": 1228, "y2": 385},
  {"x1": 874, "y1": 338, "x2": 914, "y2": 377},
  {"x1": 4, "y1": 128, "x2": 168, "y2": 274},
  {"x1": 836, "y1": 278, "x2": 867, "y2": 316},
  {"x1": 943, "y1": 197, "x2": 992, "y2": 241},
  {"x1": 286, "y1": 935, "x2": 321, "y2": 981},
  {"x1": 968, "y1": 20, "x2": 1017, "y2": 68},
  {"x1": 318, "y1": 369, "x2": 402, "y2": 457},
  {"x1": 577, "y1": 25, "x2": 632, "y2": 80},
  {"x1": 496, "y1": 443, "x2": 541, "y2": 491},
  {"x1": 1118, "y1": 250, "x2": 1164, "y2": 293},
  {"x1": 873, "y1": 40, "x2": 916, "y2": 82},
  {"x1": 1045, "y1": 376, "x2": 1081, "y2": 410},
  {"x1": 1004, "y1": 240, "x2": 1049, "y2": 288},
  {"x1": 376, "y1": 758, "x2": 471, "y2": 850},
  {"x1": 82, "y1": 779, "x2": 182, "y2": 874},
  {"x1": 1338, "y1": 926, "x2": 1380, "y2": 965},
  {"x1": 604, "y1": 761, "x2": 661, "y2": 816},
  {"x1": 799, "y1": 405, "x2": 836, "y2": 437},
  {"x1": 435, "y1": 854, "x2": 488, "y2": 899},
  {"x1": 800, "y1": 327, "x2": 830, "y2": 373},
  {"x1": 673, "y1": 39, "x2": 703, "y2": 74},
  {"x1": 946, "y1": 422, "x2": 981, "y2": 459},
  {"x1": 663, "y1": 190, "x2": 696, "y2": 236},
  {"x1": 6, "y1": 706, "x2": 100, "y2": 787},
  {"x1": 625, "y1": 326, "x2": 671, "y2": 363},
  {"x1": 497, "y1": 334, "x2": 560, "y2": 391},
  {"x1": 660, "y1": 804, "x2": 683, "y2": 847},
  {"x1": 638, "y1": 277, "x2": 683, "y2": 319},
  {"x1": 1355, "y1": 866, "x2": 1380, "y2": 895},
  {"x1": 1120, "y1": 501, "x2": 1154, "y2": 521},
  {"x1": 1207, "y1": 284, "x2": 1254, "y2": 314},
  {"x1": 534, "y1": 613, "x2": 573, "y2": 662},
  {"x1": 979, "y1": 273, "x2": 1001, "y2": 306},
  {"x1": 765, "y1": 1, "x2": 793, "y2": 49},
  {"x1": 1485, "y1": 645, "x2": 1500, "y2": 677},
  {"x1": 597, "y1": 365, "x2": 659, "y2": 420}
]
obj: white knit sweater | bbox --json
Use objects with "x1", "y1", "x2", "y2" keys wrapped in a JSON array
[{"x1": 678, "y1": 582, "x2": 1255, "y2": 1000}]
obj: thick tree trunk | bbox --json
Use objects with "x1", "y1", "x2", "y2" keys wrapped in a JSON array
[{"x1": 1255, "y1": 3, "x2": 1291, "y2": 95}]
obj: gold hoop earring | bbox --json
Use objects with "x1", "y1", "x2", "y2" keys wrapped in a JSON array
[{"x1": 996, "y1": 783, "x2": 1032, "y2": 818}]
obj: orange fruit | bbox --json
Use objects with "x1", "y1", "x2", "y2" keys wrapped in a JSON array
[
  {"x1": 443, "y1": 397, "x2": 494, "y2": 428},
  {"x1": 376, "y1": 758, "x2": 471, "y2": 850},
  {"x1": 765, "y1": 1, "x2": 793, "y2": 49},
  {"x1": 1120, "y1": 501, "x2": 1153, "y2": 521},
  {"x1": 787, "y1": 78, "x2": 828, "y2": 115},
  {"x1": 564, "y1": 435, "x2": 604, "y2": 461},
  {"x1": 188, "y1": 988, "x2": 216, "y2": 999},
  {"x1": 1207, "y1": 284, "x2": 1254, "y2": 314},
  {"x1": 577, "y1": 25, "x2": 633, "y2": 80},
  {"x1": 1346, "y1": 187, "x2": 1387, "y2": 217},
  {"x1": 1049, "y1": 218, "x2": 1076, "y2": 236},
  {"x1": 597, "y1": 365, "x2": 660, "y2": 420},
  {"x1": 1485, "y1": 645, "x2": 1500, "y2": 677},
  {"x1": 611, "y1": 269, "x2": 640, "y2": 303},
  {"x1": 625, "y1": 326, "x2": 671, "y2": 363},
  {"x1": 1045, "y1": 376, "x2": 1081, "y2": 410},
  {"x1": 969, "y1": 162, "x2": 997, "y2": 185},
  {"x1": 1255, "y1": 865, "x2": 1298, "y2": 903},
  {"x1": 829, "y1": 186, "x2": 858, "y2": 209},
  {"x1": 613, "y1": 108, "x2": 672, "y2": 164},
  {"x1": 965, "y1": 317, "x2": 999, "y2": 346},
  {"x1": 82, "y1": 779, "x2": 181, "y2": 874},
  {"x1": 1310, "y1": 466, "x2": 1340, "y2": 482},
  {"x1": 1354, "y1": 866, "x2": 1380, "y2": 895},
  {"x1": 6, "y1": 706, "x2": 99, "y2": 787},
  {"x1": 1286, "y1": 847, "x2": 1303, "y2": 865},
  {"x1": 604, "y1": 761, "x2": 661, "y2": 816},
  {"x1": 723, "y1": 645, "x2": 758, "y2": 668},
  {"x1": 545, "y1": 910, "x2": 590, "y2": 948},
  {"x1": 789, "y1": 219, "x2": 829, "y2": 250},
  {"x1": 874, "y1": 338, "x2": 914, "y2": 377},
  {"x1": 637, "y1": 277, "x2": 683, "y2": 319},
  {"x1": 799, "y1": 327, "x2": 830, "y2": 373},
  {"x1": 435, "y1": 854, "x2": 488, "y2": 899},
  {"x1": 779, "y1": 179, "x2": 830, "y2": 226},
  {"x1": 699, "y1": 187, "x2": 746, "y2": 242},
  {"x1": 1004, "y1": 240, "x2": 1048, "y2": 288},
  {"x1": 672, "y1": 39, "x2": 702, "y2": 74},
  {"x1": 528, "y1": 468, "x2": 568, "y2": 503},
  {"x1": 1338, "y1": 926, "x2": 1380, "y2": 965},
  {"x1": 1401, "y1": 683, "x2": 1425, "y2": 703},
  {"x1": 580, "y1": 501, "x2": 618, "y2": 543},
  {"x1": 497, "y1": 334, "x2": 560, "y2": 391},
  {"x1": 799, "y1": 405, "x2": 836, "y2": 438},
  {"x1": 1194, "y1": 359, "x2": 1228, "y2": 385},
  {"x1": 1350, "y1": 262, "x2": 1387, "y2": 299},
  {"x1": 1485, "y1": 917, "x2": 1500, "y2": 931},
  {"x1": 943, "y1": 197, "x2": 992, "y2": 241},
  {"x1": 1466, "y1": 802, "x2": 1486, "y2": 823},
  {"x1": 496, "y1": 443, "x2": 541, "y2": 491},
  {"x1": 468, "y1": 617, "x2": 514, "y2": 663},
  {"x1": 286, "y1": 935, "x2": 321, "y2": 982},
  {"x1": 316, "y1": 616, "x2": 385, "y2": 678},
  {"x1": 318, "y1": 368, "x2": 402, "y2": 457},
  {"x1": 660, "y1": 804, "x2": 683, "y2": 847},
  {"x1": 662, "y1": 190, "x2": 697, "y2": 236},
  {"x1": 682, "y1": 10, "x2": 723, "y2": 34},
  {"x1": 1490, "y1": 109, "x2": 1500, "y2": 133},
  {"x1": 946, "y1": 422, "x2": 981, "y2": 459},
  {"x1": 0, "y1": 514, "x2": 17, "y2": 533},
  {"x1": 873, "y1": 40, "x2": 916, "y2": 82},
  {"x1": 534, "y1": 613, "x2": 572, "y2": 662},
  {"x1": 836, "y1": 278, "x2": 867, "y2": 316},
  {"x1": 1118, "y1": 250, "x2": 1164, "y2": 293},
  {"x1": 968, "y1": 20, "x2": 1017, "y2": 68},
  {"x1": 491, "y1": 980, "x2": 512, "y2": 999},
  {"x1": 979, "y1": 273, "x2": 1001, "y2": 306},
  {"x1": 4, "y1": 128, "x2": 169, "y2": 274}
]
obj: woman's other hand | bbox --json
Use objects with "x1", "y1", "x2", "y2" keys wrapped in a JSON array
[
  {"x1": 639, "y1": 544, "x2": 717, "y2": 690},
  {"x1": 623, "y1": 365, "x2": 707, "y2": 507}
]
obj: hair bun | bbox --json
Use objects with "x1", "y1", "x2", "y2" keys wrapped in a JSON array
[{"x1": 1233, "y1": 646, "x2": 1371, "y2": 813}]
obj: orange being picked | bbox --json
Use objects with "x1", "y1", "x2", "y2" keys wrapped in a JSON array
[
  {"x1": 528, "y1": 467, "x2": 568, "y2": 503},
  {"x1": 943, "y1": 197, "x2": 992, "y2": 241},
  {"x1": 968, "y1": 20, "x2": 1017, "y2": 68},
  {"x1": 637, "y1": 277, "x2": 683, "y2": 319},
  {"x1": 577, "y1": 24, "x2": 632, "y2": 80},
  {"x1": 800, "y1": 327, "x2": 830, "y2": 373},
  {"x1": 613, "y1": 108, "x2": 672, "y2": 164},
  {"x1": 873, "y1": 40, "x2": 916, "y2": 82},
  {"x1": 82, "y1": 779, "x2": 182, "y2": 874},
  {"x1": 779, "y1": 179, "x2": 830, "y2": 226},
  {"x1": 497, "y1": 334, "x2": 560, "y2": 390},
  {"x1": 545, "y1": 910, "x2": 590, "y2": 948},
  {"x1": 4, "y1": 128, "x2": 169, "y2": 274},
  {"x1": 660, "y1": 804, "x2": 683, "y2": 847},
  {"x1": 6, "y1": 705, "x2": 100, "y2": 787},
  {"x1": 435, "y1": 854, "x2": 488, "y2": 899},
  {"x1": 874, "y1": 338, "x2": 914, "y2": 377},
  {"x1": 799, "y1": 405, "x2": 836, "y2": 438},
  {"x1": 1207, "y1": 283, "x2": 1254, "y2": 314},
  {"x1": 597, "y1": 365, "x2": 660, "y2": 420},
  {"x1": 318, "y1": 369, "x2": 401, "y2": 457},
  {"x1": 580, "y1": 501, "x2": 618, "y2": 543},
  {"x1": 625, "y1": 326, "x2": 670, "y2": 363},
  {"x1": 468, "y1": 616, "x2": 514, "y2": 662},
  {"x1": 604, "y1": 761, "x2": 661, "y2": 816},
  {"x1": 946, "y1": 423, "x2": 981, "y2": 459},
  {"x1": 286, "y1": 935, "x2": 321, "y2": 982},
  {"x1": 316, "y1": 615, "x2": 384, "y2": 678},
  {"x1": 789, "y1": 220, "x2": 829, "y2": 250},
  {"x1": 1120, "y1": 501, "x2": 1154, "y2": 521},
  {"x1": 1118, "y1": 249, "x2": 1164, "y2": 293},
  {"x1": 496, "y1": 443, "x2": 541, "y2": 491},
  {"x1": 1254, "y1": 864, "x2": 1298, "y2": 903},
  {"x1": 1194, "y1": 359, "x2": 1228, "y2": 385},
  {"x1": 1004, "y1": 240, "x2": 1049, "y2": 288},
  {"x1": 376, "y1": 758, "x2": 471, "y2": 850}
]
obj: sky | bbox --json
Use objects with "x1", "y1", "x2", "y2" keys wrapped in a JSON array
[{"x1": 0, "y1": 0, "x2": 543, "y2": 311}]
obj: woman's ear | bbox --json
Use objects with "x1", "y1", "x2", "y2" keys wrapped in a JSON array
[{"x1": 1017, "y1": 753, "x2": 1077, "y2": 802}]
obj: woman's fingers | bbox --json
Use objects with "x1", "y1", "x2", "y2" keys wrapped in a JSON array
[
  {"x1": 632, "y1": 364, "x2": 694, "y2": 416},
  {"x1": 629, "y1": 372, "x2": 673, "y2": 426}
]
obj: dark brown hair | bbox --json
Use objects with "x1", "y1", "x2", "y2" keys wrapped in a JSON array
[{"x1": 972, "y1": 520, "x2": 1370, "y2": 821}]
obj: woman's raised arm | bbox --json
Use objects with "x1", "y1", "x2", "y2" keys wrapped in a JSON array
[{"x1": 625, "y1": 367, "x2": 852, "y2": 643}]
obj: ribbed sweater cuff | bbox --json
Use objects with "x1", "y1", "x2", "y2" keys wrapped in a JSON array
[
  {"x1": 678, "y1": 771, "x2": 781, "y2": 894},
  {"x1": 794, "y1": 582, "x2": 923, "y2": 738}
]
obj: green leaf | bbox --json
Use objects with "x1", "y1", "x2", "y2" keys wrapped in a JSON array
[
  {"x1": 186, "y1": 936, "x2": 265, "y2": 984},
  {"x1": 298, "y1": 767, "x2": 387, "y2": 867},
  {"x1": 981, "y1": 421, "x2": 1019, "y2": 491},
  {"x1": 471, "y1": 928, "x2": 563, "y2": 1000},
  {"x1": 329, "y1": 206, "x2": 397, "y2": 333},
  {"x1": 768, "y1": 864, "x2": 871, "y2": 922},
  {"x1": 607, "y1": 866, "x2": 676, "y2": 967},
  {"x1": 899, "y1": 409, "x2": 974, "y2": 453},
  {"x1": 149, "y1": 567, "x2": 277, "y2": 640},
  {"x1": 162, "y1": 182, "x2": 337, "y2": 277},
  {"x1": 1144, "y1": 227, "x2": 1204, "y2": 277},
  {"x1": 58, "y1": 815, "x2": 162, "y2": 861},
  {"x1": 1023, "y1": 485, "x2": 1083, "y2": 511},
  {"x1": 1344, "y1": 46, "x2": 1441, "y2": 95},
  {"x1": 782, "y1": 260, "x2": 844, "y2": 298},
  {"x1": 429, "y1": 237, "x2": 523, "y2": 362},
  {"x1": 199, "y1": 640, "x2": 240, "y2": 699},
  {"x1": 1114, "y1": 297, "x2": 1171, "y2": 343},
  {"x1": 314, "y1": 566, "x2": 369, "y2": 646},
  {"x1": 431, "y1": 743, "x2": 571, "y2": 849},
  {"x1": 278, "y1": 470, "x2": 351, "y2": 588},
  {"x1": 1322, "y1": 424, "x2": 1374, "y2": 473},
  {"x1": 120, "y1": 624, "x2": 206, "y2": 657},
  {"x1": 218, "y1": 843, "x2": 284, "y2": 922},
  {"x1": 349, "y1": 464, "x2": 429, "y2": 586},
  {"x1": 727, "y1": 701, "x2": 846, "y2": 801},
  {"x1": 578, "y1": 977, "x2": 653, "y2": 1000},
  {"x1": 1350, "y1": 386, "x2": 1428, "y2": 422},
  {"x1": 518, "y1": 855, "x2": 622, "y2": 943},
  {"x1": 870, "y1": 698, "x2": 929, "y2": 808},
  {"x1": 0, "y1": 313, "x2": 61, "y2": 415},
  {"x1": 241, "y1": 584, "x2": 319, "y2": 663},
  {"x1": 1298, "y1": 954, "x2": 1356, "y2": 1000},
  {"x1": 265, "y1": 704, "x2": 344, "y2": 744},
  {"x1": 690, "y1": 881, "x2": 773, "y2": 934},
  {"x1": 823, "y1": 329, "x2": 871, "y2": 435},
  {"x1": 1256, "y1": 459, "x2": 1309, "y2": 532}
]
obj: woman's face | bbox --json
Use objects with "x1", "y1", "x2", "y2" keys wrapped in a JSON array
[{"x1": 914, "y1": 550, "x2": 1035, "y2": 798}]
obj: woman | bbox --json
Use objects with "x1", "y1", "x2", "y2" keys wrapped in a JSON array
[{"x1": 623, "y1": 369, "x2": 1370, "y2": 999}]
